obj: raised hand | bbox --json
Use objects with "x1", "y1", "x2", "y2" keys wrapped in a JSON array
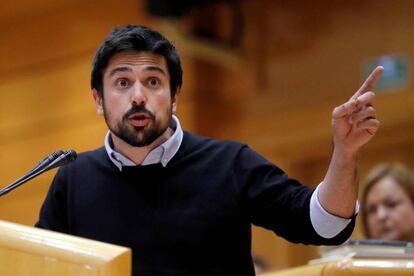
[{"x1": 331, "y1": 66, "x2": 384, "y2": 154}]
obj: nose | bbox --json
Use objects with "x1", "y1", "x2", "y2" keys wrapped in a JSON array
[
  {"x1": 130, "y1": 82, "x2": 146, "y2": 106},
  {"x1": 376, "y1": 205, "x2": 389, "y2": 220}
]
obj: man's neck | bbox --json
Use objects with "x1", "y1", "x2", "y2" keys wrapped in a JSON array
[{"x1": 111, "y1": 128, "x2": 173, "y2": 165}]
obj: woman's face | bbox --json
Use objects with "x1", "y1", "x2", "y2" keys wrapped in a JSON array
[{"x1": 366, "y1": 176, "x2": 414, "y2": 241}]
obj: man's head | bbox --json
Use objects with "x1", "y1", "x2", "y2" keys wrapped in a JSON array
[
  {"x1": 91, "y1": 25, "x2": 182, "y2": 148},
  {"x1": 91, "y1": 25, "x2": 182, "y2": 97}
]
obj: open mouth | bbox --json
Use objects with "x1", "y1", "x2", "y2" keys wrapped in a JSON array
[{"x1": 127, "y1": 113, "x2": 150, "y2": 127}]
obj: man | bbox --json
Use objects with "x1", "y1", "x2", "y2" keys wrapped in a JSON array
[{"x1": 36, "y1": 25, "x2": 383, "y2": 275}]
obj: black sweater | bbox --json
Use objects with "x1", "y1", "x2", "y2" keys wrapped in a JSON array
[{"x1": 36, "y1": 132, "x2": 355, "y2": 276}]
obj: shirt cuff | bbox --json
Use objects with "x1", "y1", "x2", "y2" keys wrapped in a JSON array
[{"x1": 310, "y1": 184, "x2": 359, "y2": 239}]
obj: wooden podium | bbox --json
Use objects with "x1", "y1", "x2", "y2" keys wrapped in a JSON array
[
  {"x1": 0, "y1": 220, "x2": 131, "y2": 275},
  {"x1": 259, "y1": 257, "x2": 414, "y2": 276}
]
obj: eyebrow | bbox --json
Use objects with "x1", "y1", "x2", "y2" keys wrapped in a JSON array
[
  {"x1": 108, "y1": 67, "x2": 132, "y2": 78},
  {"x1": 108, "y1": 66, "x2": 167, "y2": 78},
  {"x1": 143, "y1": 66, "x2": 167, "y2": 76}
]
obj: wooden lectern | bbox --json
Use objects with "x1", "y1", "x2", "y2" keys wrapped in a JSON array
[
  {"x1": 259, "y1": 257, "x2": 414, "y2": 276},
  {"x1": 0, "y1": 220, "x2": 131, "y2": 275}
]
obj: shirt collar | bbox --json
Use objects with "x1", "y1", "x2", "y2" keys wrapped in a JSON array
[{"x1": 104, "y1": 115, "x2": 183, "y2": 171}]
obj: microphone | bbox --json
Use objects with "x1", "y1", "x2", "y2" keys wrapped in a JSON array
[
  {"x1": 46, "y1": 150, "x2": 77, "y2": 171},
  {"x1": 0, "y1": 150, "x2": 77, "y2": 197},
  {"x1": 29, "y1": 150, "x2": 64, "y2": 173}
]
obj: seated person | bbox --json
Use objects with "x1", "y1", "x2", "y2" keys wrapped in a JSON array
[{"x1": 361, "y1": 163, "x2": 414, "y2": 241}]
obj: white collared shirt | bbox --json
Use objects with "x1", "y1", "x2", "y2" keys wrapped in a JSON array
[
  {"x1": 105, "y1": 115, "x2": 183, "y2": 171},
  {"x1": 103, "y1": 115, "x2": 355, "y2": 238}
]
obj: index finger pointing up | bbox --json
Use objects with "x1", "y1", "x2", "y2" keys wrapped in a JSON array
[{"x1": 351, "y1": 66, "x2": 384, "y2": 100}]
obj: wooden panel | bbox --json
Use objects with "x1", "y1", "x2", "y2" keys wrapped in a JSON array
[
  {"x1": 259, "y1": 258, "x2": 414, "y2": 276},
  {"x1": 0, "y1": 0, "x2": 145, "y2": 77},
  {"x1": 0, "y1": 220, "x2": 131, "y2": 276}
]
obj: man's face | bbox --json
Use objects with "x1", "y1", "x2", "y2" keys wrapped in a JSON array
[{"x1": 93, "y1": 52, "x2": 178, "y2": 147}]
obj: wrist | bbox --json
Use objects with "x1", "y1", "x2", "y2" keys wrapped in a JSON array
[{"x1": 332, "y1": 145, "x2": 359, "y2": 161}]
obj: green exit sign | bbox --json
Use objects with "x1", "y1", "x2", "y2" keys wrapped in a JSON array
[{"x1": 363, "y1": 55, "x2": 409, "y2": 92}]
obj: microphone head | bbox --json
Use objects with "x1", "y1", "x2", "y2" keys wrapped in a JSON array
[
  {"x1": 51, "y1": 150, "x2": 65, "y2": 159},
  {"x1": 46, "y1": 149, "x2": 78, "y2": 170},
  {"x1": 30, "y1": 150, "x2": 65, "y2": 173},
  {"x1": 65, "y1": 149, "x2": 77, "y2": 162}
]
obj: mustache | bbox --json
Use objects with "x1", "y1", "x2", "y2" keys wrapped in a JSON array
[{"x1": 123, "y1": 105, "x2": 155, "y2": 121}]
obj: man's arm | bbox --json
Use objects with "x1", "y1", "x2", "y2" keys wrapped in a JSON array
[{"x1": 318, "y1": 66, "x2": 384, "y2": 218}]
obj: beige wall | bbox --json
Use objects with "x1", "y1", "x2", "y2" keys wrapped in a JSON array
[{"x1": 1, "y1": 0, "x2": 414, "y2": 271}]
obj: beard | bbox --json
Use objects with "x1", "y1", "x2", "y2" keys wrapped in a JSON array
[{"x1": 103, "y1": 104, "x2": 172, "y2": 147}]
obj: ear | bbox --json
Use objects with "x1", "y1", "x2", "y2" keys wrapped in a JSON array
[
  {"x1": 171, "y1": 88, "x2": 180, "y2": 114},
  {"x1": 92, "y1": 89, "x2": 104, "y2": 116}
]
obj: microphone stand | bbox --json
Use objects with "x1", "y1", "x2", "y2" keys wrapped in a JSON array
[{"x1": 0, "y1": 150, "x2": 76, "y2": 197}]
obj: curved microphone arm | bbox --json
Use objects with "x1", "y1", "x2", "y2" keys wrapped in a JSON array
[{"x1": 0, "y1": 150, "x2": 77, "y2": 197}]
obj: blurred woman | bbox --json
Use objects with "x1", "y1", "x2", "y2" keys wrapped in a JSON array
[{"x1": 361, "y1": 163, "x2": 414, "y2": 241}]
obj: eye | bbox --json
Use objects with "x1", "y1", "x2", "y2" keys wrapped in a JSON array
[
  {"x1": 116, "y1": 78, "x2": 130, "y2": 88},
  {"x1": 385, "y1": 200, "x2": 399, "y2": 209},
  {"x1": 147, "y1": 77, "x2": 160, "y2": 88},
  {"x1": 366, "y1": 205, "x2": 377, "y2": 215}
]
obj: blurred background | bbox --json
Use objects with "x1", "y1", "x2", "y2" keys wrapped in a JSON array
[{"x1": 0, "y1": 0, "x2": 413, "y2": 271}]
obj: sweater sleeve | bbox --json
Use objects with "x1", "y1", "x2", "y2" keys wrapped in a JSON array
[
  {"x1": 233, "y1": 145, "x2": 355, "y2": 245},
  {"x1": 35, "y1": 167, "x2": 69, "y2": 233}
]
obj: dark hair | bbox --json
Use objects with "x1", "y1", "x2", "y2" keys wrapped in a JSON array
[
  {"x1": 91, "y1": 24, "x2": 182, "y2": 97},
  {"x1": 361, "y1": 163, "x2": 414, "y2": 238}
]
